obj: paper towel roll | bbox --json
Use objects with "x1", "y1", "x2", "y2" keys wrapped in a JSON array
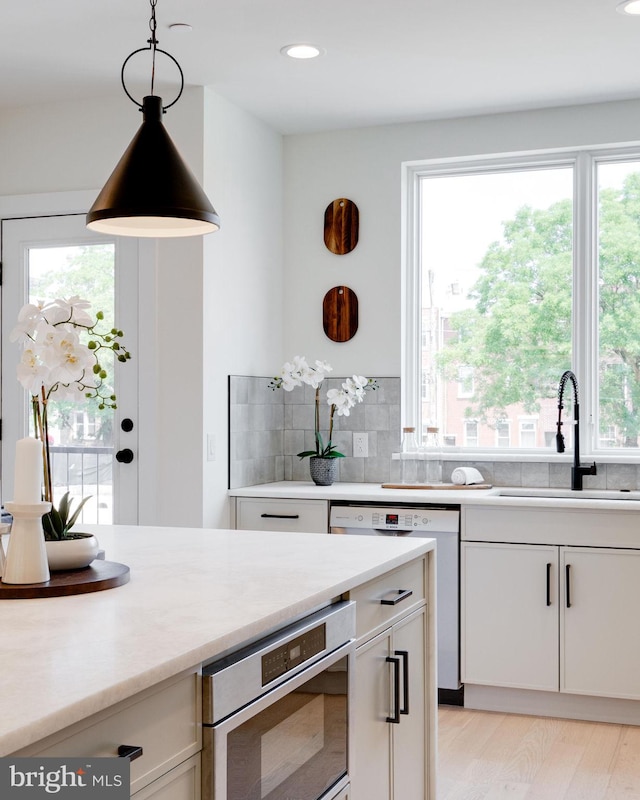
[{"x1": 451, "y1": 466, "x2": 484, "y2": 485}]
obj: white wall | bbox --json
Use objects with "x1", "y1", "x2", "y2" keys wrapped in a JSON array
[
  {"x1": 282, "y1": 98, "x2": 640, "y2": 378},
  {"x1": 0, "y1": 87, "x2": 284, "y2": 529},
  {"x1": 202, "y1": 90, "x2": 284, "y2": 528}
]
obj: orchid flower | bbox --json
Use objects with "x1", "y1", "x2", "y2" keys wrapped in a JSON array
[{"x1": 270, "y1": 357, "x2": 376, "y2": 459}]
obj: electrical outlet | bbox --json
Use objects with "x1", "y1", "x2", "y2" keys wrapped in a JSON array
[{"x1": 353, "y1": 432, "x2": 369, "y2": 458}]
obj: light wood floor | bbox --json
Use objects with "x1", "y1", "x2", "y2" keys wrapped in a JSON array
[{"x1": 438, "y1": 706, "x2": 640, "y2": 799}]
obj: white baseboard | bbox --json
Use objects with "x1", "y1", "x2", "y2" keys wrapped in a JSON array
[{"x1": 465, "y1": 684, "x2": 640, "y2": 725}]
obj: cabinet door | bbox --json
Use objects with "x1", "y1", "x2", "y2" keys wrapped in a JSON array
[
  {"x1": 462, "y1": 542, "x2": 559, "y2": 691},
  {"x1": 352, "y1": 630, "x2": 392, "y2": 800},
  {"x1": 561, "y1": 547, "x2": 640, "y2": 699},
  {"x1": 392, "y1": 608, "x2": 427, "y2": 800}
]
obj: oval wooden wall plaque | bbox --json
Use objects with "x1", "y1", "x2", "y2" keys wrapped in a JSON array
[
  {"x1": 323, "y1": 286, "x2": 359, "y2": 342},
  {"x1": 324, "y1": 198, "x2": 359, "y2": 255}
]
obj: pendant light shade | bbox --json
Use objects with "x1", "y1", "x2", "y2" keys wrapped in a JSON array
[
  {"x1": 87, "y1": 96, "x2": 220, "y2": 237},
  {"x1": 87, "y1": 0, "x2": 220, "y2": 238}
]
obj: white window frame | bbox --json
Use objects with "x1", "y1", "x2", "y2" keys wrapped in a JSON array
[
  {"x1": 464, "y1": 420, "x2": 479, "y2": 447},
  {"x1": 495, "y1": 421, "x2": 511, "y2": 448},
  {"x1": 457, "y1": 366, "x2": 475, "y2": 399},
  {"x1": 402, "y1": 144, "x2": 640, "y2": 461}
]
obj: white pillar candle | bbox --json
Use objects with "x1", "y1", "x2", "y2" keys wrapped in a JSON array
[{"x1": 14, "y1": 437, "x2": 43, "y2": 504}]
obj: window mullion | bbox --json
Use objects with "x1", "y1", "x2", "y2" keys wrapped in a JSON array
[{"x1": 574, "y1": 151, "x2": 597, "y2": 457}]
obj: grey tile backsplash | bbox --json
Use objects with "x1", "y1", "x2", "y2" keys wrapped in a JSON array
[
  {"x1": 228, "y1": 375, "x2": 640, "y2": 490},
  {"x1": 228, "y1": 375, "x2": 401, "y2": 488}
]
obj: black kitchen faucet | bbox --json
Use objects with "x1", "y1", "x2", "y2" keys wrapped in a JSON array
[{"x1": 556, "y1": 370, "x2": 597, "y2": 490}]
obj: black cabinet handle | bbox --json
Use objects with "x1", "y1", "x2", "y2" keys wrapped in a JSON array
[
  {"x1": 117, "y1": 744, "x2": 143, "y2": 761},
  {"x1": 260, "y1": 513, "x2": 300, "y2": 519},
  {"x1": 386, "y1": 656, "x2": 401, "y2": 724},
  {"x1": 546, "y1": 563, "x2": 552, "y2": 607},
  {"x1": 115, "y1": 448, "x2": 134, "y2": 464},
  {"x1": 396, "y1": 649, "x2": 410, "y2": 715},
  {"x1": 566, "y1": 564, "x2": 572, "y2": 608},
  {"x1": 380, "y1": 589, "x2": 413, "y2": 606}
]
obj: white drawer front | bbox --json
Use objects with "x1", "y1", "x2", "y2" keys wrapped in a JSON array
[
  {"x1": 236, "y1": 498, "x2": 328, "y2": 533},
  {"x1": 350, "y1": 558, "x2": 426, "y2": 642},
  {"x1": 26, "y1": 671, "x2": 201, "y2": 795},
  {"x1": 133, "y1": 754, "x2": 200, "y2": 800}
]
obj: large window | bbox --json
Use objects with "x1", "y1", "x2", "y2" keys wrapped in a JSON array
[{"x1": 404, "y1": 150, "x2": 640, "y2": 456}]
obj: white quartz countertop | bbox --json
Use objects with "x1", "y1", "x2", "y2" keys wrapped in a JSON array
[
  {"x1": 0, "y1": 525, "x2": 433, "y2": 756},
  {"x1": 229, "y1": 480, "x2": 640, "y2": 511}
]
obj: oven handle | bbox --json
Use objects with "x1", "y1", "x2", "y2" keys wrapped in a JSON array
[{"x1": 206, "y1": 638, "x2": 355, "y2": 732}]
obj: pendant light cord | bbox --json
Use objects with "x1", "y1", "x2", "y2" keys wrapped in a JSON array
[
  {"x1": 148, "y1": 0, "x2": 158, "y2": 97},
  {"x1": 120, "y1": 0, "x2": 184, "y2": 112}
]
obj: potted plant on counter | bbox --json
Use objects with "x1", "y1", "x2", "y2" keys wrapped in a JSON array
[
  {"x1": 270, "y1": 356, "x2": 376, "y2": 485},
  {"x1": 11, "y1": 296, "x2": 131, "y2": 569}
]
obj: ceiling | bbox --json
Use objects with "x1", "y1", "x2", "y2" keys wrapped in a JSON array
[{"x1": 4, "y1": 0, "x2": 640, "y2": 135}]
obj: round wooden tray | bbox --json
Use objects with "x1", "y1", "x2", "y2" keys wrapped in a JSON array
[{"x1": 0, "y1": 560, "x2": 130, "y2": 599}]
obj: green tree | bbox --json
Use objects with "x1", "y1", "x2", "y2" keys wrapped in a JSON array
[
  {"x1": 29, "y1": 244, "x2": 118, "y2": 445},
  {"x1": 440, "y1": 174, "x2": 640, "y2": 446}
]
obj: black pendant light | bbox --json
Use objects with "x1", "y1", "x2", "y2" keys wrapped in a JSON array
[{"x1": 87, "y1": 0, "x2": 220, "y2": 237}]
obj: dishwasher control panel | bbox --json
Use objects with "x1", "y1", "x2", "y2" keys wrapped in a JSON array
[{"x1": 330, "y1": 505, "x2": 459, "y2": 532}]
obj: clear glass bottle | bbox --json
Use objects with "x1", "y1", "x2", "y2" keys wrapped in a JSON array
[
  {"x1": 425, "y1": 426, "x2": 443, "y2": 484},
  {"x1": 400, "y1": 426, "x2": 419, "y2": 484}
]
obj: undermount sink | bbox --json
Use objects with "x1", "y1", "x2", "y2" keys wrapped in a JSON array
[{"x1": 495, "y1": 487, "x2": 640, "y2": 501}]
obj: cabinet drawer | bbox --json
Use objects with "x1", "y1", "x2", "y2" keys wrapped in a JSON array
[
  {"x1": 133, "y1": 754, "x2": 200, "y2": 800},
  {"x1": 350, "y1": 558, "x2": 426, "y2": 641},
  {"x1": 236, "y1": 498, "x2": 328, "y2": 533},
  {"x1": 25, "y1": 670, "x2": 201, "y2": 795}
]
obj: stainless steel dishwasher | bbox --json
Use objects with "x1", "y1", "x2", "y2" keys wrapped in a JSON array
[{"x1": 330, "y1": 502, "x2": 462, "y2": 704}]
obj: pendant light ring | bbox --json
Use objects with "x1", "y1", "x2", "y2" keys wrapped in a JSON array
[{"x1": 120, "y1": 46, "x2": 184, "y2": 112}]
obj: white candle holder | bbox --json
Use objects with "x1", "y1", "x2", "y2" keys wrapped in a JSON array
[{"x1": 2, "y1": 501, "x2": 52, "y2": 585}]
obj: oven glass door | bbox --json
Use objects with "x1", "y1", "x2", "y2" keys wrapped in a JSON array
[{"x1": 213, "y1": 648, "x2": 351, "y2": 800}]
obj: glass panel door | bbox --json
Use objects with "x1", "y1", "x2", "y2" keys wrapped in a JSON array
[{"x1": 1, "y1": 214, "x2": 139, "y2": 523}]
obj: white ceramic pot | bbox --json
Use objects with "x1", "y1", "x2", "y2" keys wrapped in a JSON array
[{"x1": 45, "y1": 533, "x2": 99, "y2": 571}]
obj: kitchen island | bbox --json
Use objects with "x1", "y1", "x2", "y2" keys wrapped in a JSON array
[{"x1": 1, "y1": 524, "x2": 435, "y2": 799}]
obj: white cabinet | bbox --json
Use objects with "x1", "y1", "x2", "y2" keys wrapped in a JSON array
[
  {"x1": 462, "y1": 542, "x2": 559, "y2": 691},
  {"x1": 561, "y1": 547, "x2": 640, "y2": 699},
  {"x1": 14, "y1": 668, "x2": 201, "y2": 799},
  {"x1": 350, "y1": 557, "x2": 432, "y2": 800},
  {"x1": 234, "y1": 497, "x2": 329, "y2": 533},
  {"x1": 462, "y1": 537, "x2": 640, "y2": 701}
]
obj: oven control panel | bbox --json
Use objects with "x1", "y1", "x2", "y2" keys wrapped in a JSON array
[{"x1": 262, "y1": 623, "x2": 326, "y2": 685}]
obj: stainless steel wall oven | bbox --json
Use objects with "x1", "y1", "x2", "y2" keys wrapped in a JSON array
[{"x1": 202, "y1": 601, "x2": 355, "y2": 800}]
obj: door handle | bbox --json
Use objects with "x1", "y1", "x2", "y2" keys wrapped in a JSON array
[
  {"x1": 386, "y1": 656, "x2": 401, "y2": 724},
  {"x1": 115, "y1": 448, "x2": 134, "y2": 464},
  {"x1": 395, "y1": 649, "x2": 410, "y2": 715},
  {"x1": 260, "y1": 513, "x2": 300, "y2": 519},
  {"x1": 546, "y1": 562, "x2": 552, "y2": 606},
  {"x1": 566, "y1": 564, "x2": 572, "y2": 608}
]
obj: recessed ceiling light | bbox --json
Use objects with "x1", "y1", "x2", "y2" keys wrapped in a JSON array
[
  {"x1": 280, "y1": 44, "x2": 325, "y2": 59},
  {"x1": 617, "y1": 0, "x2": 640, "y2": 15},
  {"x1": 168, "y1": 23, "x2": 193, "y2": 32}
]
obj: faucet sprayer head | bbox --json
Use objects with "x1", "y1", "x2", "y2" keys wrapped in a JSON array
[{"x1": 556, "y1": 431, "x2": 566, "y2": 453}]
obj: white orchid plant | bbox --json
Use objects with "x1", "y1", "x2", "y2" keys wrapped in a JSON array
[
  {"x1": 11, "y1": 296, "x2": 131, "y2": 539},
  {"x1": 269, "y1": 356, "x2": 376, "y2": 459}
]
